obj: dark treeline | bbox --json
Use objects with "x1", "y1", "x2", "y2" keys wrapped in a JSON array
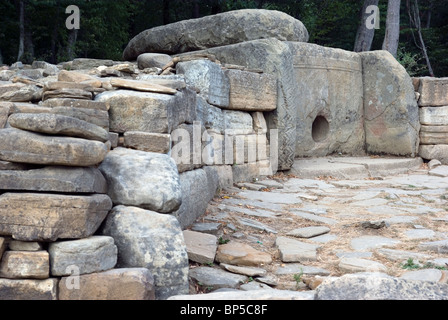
[{"x1": 0, "y1": 0, "x2": 447, "y2": 76}]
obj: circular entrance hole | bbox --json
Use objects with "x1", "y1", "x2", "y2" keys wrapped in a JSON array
[{"x1": 312, "y1": 116, "x2": 330, "y2": 142}]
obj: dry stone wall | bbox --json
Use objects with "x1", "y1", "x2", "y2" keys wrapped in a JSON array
[
  {"x1": 414, "y1": 77, "x2": 448, "y2": 164},
  {"x1": 0, "y1": 50, "x2": 277, "y2": 299}
]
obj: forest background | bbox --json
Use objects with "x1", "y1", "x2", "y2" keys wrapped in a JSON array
[{"x1": 0, "y1": 0, "x2": 446, "y2": 77}]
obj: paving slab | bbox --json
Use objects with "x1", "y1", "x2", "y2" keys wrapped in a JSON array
[{"x1": 289, "y1": 157, "x2": 423, "y2": 180}]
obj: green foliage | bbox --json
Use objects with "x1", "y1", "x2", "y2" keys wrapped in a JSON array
[{"x1": 0, "y1": 0, "x2": 446, "y2": 76}]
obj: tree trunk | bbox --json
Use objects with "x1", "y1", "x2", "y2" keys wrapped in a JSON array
[
  {"x1": 408, "y1": 0, "x2": 435, "y2": 76},
  {"x1": 17, "y1": 0, "x2": 25, "y2": 62},
  {"x1": 354, "y1": 0, "x2": 379, "y2": 52},
  {"x1": 0, "y1": 48, "x2": 3, "y2": 65},
  {"x1": 382, "y1": 0, "x2": 401, "y2": 58},
  {"x1": 66, "y1": 29, "x2": 78, "y2": 61}
]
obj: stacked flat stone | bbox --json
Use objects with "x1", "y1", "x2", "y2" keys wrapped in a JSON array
[
  {"x1": 415, "y1": 77, "x2": 448, "y2": 164},
  {"x1": 0, "y1": 62, "x2": 157, "y2": 300}
]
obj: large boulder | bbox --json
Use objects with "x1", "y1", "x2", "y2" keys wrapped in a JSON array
[
  {"x1": 287, "y1": 43, "x2": 365, "y2": 157},
  {"x1": 123, "y1": 9, "x2": 309, "y2": 60},
  {"x1": 359, "y1": 51, "x2": 420, "y2": 156},
  {"x1": 100, "y1": 205, "x2": 189, "y2": 300},
  {"x1": 98, "y1": 147, "x2": 182, "y2": 213}
]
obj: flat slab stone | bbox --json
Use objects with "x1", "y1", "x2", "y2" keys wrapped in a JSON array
[
  {"x1": 429, "y1": 165, "x2": 448, "y2": 177},
  {"x1": 123, "y1": 131, "x2": 171, "y2": 154},
  {"x1": 8, "y1": 113, "x2": 109, "y2": 142},
  {"x1": 418, "y1": 77, "x2": 448, "y2": 107},
  {"x1": 275, "y1": 236, "x2": 320, "y2": 262},
  {"x1": 286, "y1": 226, "x2": 330, "y2": 238},
  {"x1": 350, "y1": 236, "x2": 400, "y2": 251},
  {"x1": 0, "y1": 128, "x2": 108, "y2": 166},
  {"x1": 315, "y1": 274, "x2": 448, "y2": 300},
  {"x1": 220, "y1": 263, "x2": 267, "y2": 277},
  {"x1": 0, "y1": 250, "x2": 49, "y2": 279},
  {"x1": 339, "y1": 258, "x2": 387, "y2": 273},
  {"x1": 183, "y1": 230, "x2": 217, "y2": 264},
  {"x1": 0, "y1": 278, "x2": 58, "y2": 300},
  {"x1": 216, "y1": 241, "x2": 272, "y2": 267},
  {"x1": 0, "y1": 193, "x2": 112, "y2": 241},
  {"x1": 376, "y1": 248, "x2": 432, "y2": 262},
  {"x1": 275, "y1": 263, "x2": 330, "y2": 276},
  {"x1": 169, "y1": 288, "x2": 316, "y2": 300},
  {"x1": 0, "y1": 166, "x2": 107, "y2": 193},
  {"x1": 400, "y1": 269, "x2": 447, "y2": 283},
  {"x1": 419, "y1": 239, "x2": 448, "y2": 253},
  {"x1": 189, "y1": 266, "x2": 248, "y2": 291},
  {"x1": 58, "y1": 268, "x2": 155, "y2": 300},
  {"x1": 290, "y1": 210, "x2": 338, "y2": 225}
]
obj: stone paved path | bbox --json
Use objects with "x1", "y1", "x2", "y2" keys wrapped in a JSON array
[{"x1": 180, "y1": 157, "x2": 448, "y2": 298}]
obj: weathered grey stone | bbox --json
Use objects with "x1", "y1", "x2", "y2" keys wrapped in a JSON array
[
  {"x1": 57, "y1": 70, "x2": 102, "y2": 87},
  {"x1": 360, "y1": 50, "x2": 420, "y2": 156},
  {"x1": 208, "y1": 165, "x2": 233, "y2": 188},
  {"x1": 420, "y1": 106, "x2": 448, "y2": 126},
  {"x1": 172, "y1": 167, "x2": 218, "y2": 228},
  {"x1": 275, "y1": 236, "x2": 320, "y2": 262},
  {"x1": 99, "y1": 147, "x2": 181, "y2": 213},
  {"x1": 48, "y1": 236, "x2": 117, "y2": 276},
  {"x1": 202, "y1": 38, "x2": 300, "y2": 170},
  {"x1": 135, "y1": 74, "x2": 186, "y2": 91},
  {"x1": 95, "y1": 89, "x2": 195, "y2": 133},
  {"x1": 123, "y1": 9, "x2": 308, "y2": 59},
  {"x1": 137, "y1": 53, "x2": 173, "y2": 69},
  {"x1": 418, "y1": 77, "x2": 448, "y2": 107},
  {"x1": 177, "y1": 59, "x2": 229, "y2": 107},
  {"x1": 0, "y1": 250, "x2": 49, "y2": 279},
  {"x1": 0, "y1": 102, "x2": 11, "y2": 128},
  {"x1": 252, "y1": 111, "x2": 268, "y2": 133},
  {"x1": 123, "y1": 131, "x2": 171, "y2": 154},
  {"x1": 287, "y1": 42, "x2": 365, "y2": 157},
  {"x1": 109, "y1": 78, "x2": 177, "y2": 94},
  {"x1": 0, "y1": 166, "x2": 107, "y2": 193},
  {"x1": 224, "y1": 69, "x2": 276, "y2": 111},
  {"x1": 216, "y1": 241, "x2": 272, "y2": 267},
  {"x1": 429, "y1": 165, "x2": 448, "y2": 177},
  {"x1": 8, "y1": 240, "x2": 43, "y2": 252},
  {"x1": 0, "y1": 128, "x2": 108, "y2": 166},
  {"x1": 0, "y1": 193, "x2": 112, "y2": 241},
  {"x1": 42, "y1": 88, "x2": 93, "y2": 101},
  {"x1": 401, "y1": 269, "x2": 447, "y2": 283},
  {"x1": 338, "y1": 258, "x2": 387, "y2": 273},
  {"x1": 8, "y1": 113, "x2": 109, "y2": 142},
  {"x1": 222, "y1": 264, "x2": 267, "y2": 278},
  {"x1": 224, "y1": 110, "x2": 254, "y2": 135},
  {"x1": 286, "y1": 226, "x2": 330, "y2": 239},
  {"x1": 58, "y1": 268, "x2": 155, "y2": 300},
  {"x1": 189, "y1": 266, "x2": 248, "y2": 291},
  {"x1": 196, "y1": 95, "x2": 225, "y2": 133},
  {"x1": 14, "y1": 102, "x2": 109, "y2": 130},
  {"x1": 0, "y1": 278, "x2": 58, "y2": 300},
  {"x1": 0, "y1": 83, "x2": 42, "y2": 102},
  {"x1": 41, "y1": 97, "x2": 107, "y2": 111},
  {"x1": 419, "y1": 145, "x2": 448, "y2": 164},
  {"x1": 70, "y1": 58, "x2": 114, "y2": 70},
  {"x1": 315, "y1": 274, "x2": 448, "y2": 300},
  {"x1": 169, "y1": 288, "x2": 316, "y2": 300},
  {"x1": 420, "y1": 131, "x2": 448, "y2": 145},
  {"x1": 183, "y1": 230, "x2": 217, "y2": 264},
  {"x1": 100, "y1": 205, "x2": 189, "y2": 300},
  {"x1": 350, "y1": 236, "x2": 400, "y2": 251},
  {"x1": 419, "y1": 239, "x2": 448, "y2": 253}
]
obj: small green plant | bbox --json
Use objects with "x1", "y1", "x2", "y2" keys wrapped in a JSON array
[
  {"x1": 293, "y1": 269, "x2": 304, "y2": 289},
  {"x1": 401, "y1": 258, "x2": 421, "y2": 270},
  {"x1": 218, "y1": 237, "x2": 230, "y2": 245}
]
